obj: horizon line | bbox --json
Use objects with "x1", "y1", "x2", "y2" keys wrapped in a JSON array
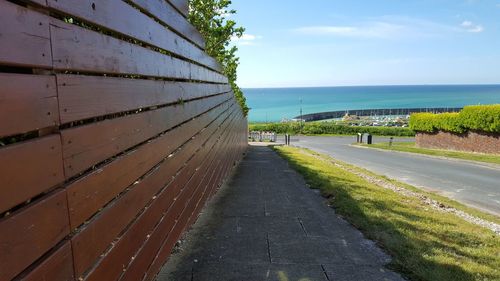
[{"x1": 241, "y1": 83, "x2": 500, "y2": 90}]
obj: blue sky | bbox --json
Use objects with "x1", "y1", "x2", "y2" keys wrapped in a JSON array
[{"x1": 229, "y1": 0, "x2": 500, "y2": 88}]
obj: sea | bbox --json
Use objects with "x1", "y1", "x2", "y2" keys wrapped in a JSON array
[{"x1": 243, "y1": 85, "x2": 500, "y2": 123}]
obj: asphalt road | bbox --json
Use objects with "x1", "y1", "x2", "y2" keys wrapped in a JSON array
[{"x1": 286, "y1": 136, "x2": 500, "y2": 216}]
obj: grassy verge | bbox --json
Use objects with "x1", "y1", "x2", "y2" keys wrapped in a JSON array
[
  {"x1": 274, "y1": 146, "x2": 500, "y2": 281},
  {"x1": 358, "y1": 142, "x2": 500, "y2": 165}
]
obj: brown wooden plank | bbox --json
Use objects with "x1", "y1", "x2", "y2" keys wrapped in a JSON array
[
  {"x1": 0, "y1": 74, "x2": 58, "y2": 138},
  {"x1": 167, "y1": 0, "x2": 189, "y2": 17},
  {"x1": 27, "y1": 0, "x2": 49, "y2": 6},
  {"x1": 62, "y1": 92, "x2": 231, "y2": 178},
  {"x1": 0, "y1": 1, "x2": 52, "y2": 68},
  {"x1": 130, "y1": 0, "x2": 205, "y2": 49},
  {"x1": 208, "y1": 130, "x2": 235, "y2": 199},
  {"x1": 141, "y1": 122, "x2": 241, "y2": 281},
  {"x1": 57, "y1": 74, "x2": 230, "y2": 123},
  {"x1": 84, "y1": 151, "x2": 199, "y2": 280},
  {"x1": 66, "y1": 100, "x2": 233, "y2": 230},
  {"x1": 193, "y1": 121, "x2": 242, "y2": 219},
  {"x1": 0, "y1": 190, "x2": 70, "y2": 281},
  {"x1": 18, "y1": 242, "x2": 74, "y2": 281},
  {"x1": 0, "y1": 135, "x2": 64, "y2": 214},
  {"x1": 145, "y1": 113, "x2": 241, "y2": 277},
  {"x1": 181, "y1": 119, "x2": 235, "y2": 229},
  {"x1": 49, "y1": 19, "x2": 228, "y2": 83},
  {"x1": 82, "y1": 151, "x2": 196, "y2": 281},
  {"x1": 45, "y1": 0, "x2": 219, "y2": 71},
  {"x1": 120, "y1": 139, "x2": 219, "y2": 281},
  {"x1": 135, "y1": 124, "x2": 240, "y2": 280},
  {"x1": 119, "y1": 113, "x2": 238, "y2": 281},
  {"x1": 69, "y1": 103, "x2": 235, "y2": 276},
  {"x1": 204, "y1": 151, "x2": 226, "y2": 203},
  {"x1": 83, "y1": 106, "x2": 236, "y2": 281}
]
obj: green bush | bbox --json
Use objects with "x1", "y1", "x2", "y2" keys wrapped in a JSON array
[
  {"x1": 409, "y1": 104, "x2": 500, "y2": 134},
  {"x1": 249, "y1": 122, "x2": 415, "y2": 136},
  {"x1": 460, "y1": 105, "x2": 500, "y2": 133},
  {"x1": 409, "y1": 113, "x2": 437, "y2": 133}
]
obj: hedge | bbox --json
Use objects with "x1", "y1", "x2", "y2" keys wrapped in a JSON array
[
  {"x1": 249, "y1": 122, "x2": 415, "y2": 136},
  {"x1": 409, "y1": 104, "x2": 500, "y2": 134}
]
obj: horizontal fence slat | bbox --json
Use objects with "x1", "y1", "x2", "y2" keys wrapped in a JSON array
[
  {"x1": 49, "y1": 19, "x2": 228, "y2": 83},
  {"x1": 121, "y1": 124, "x2": 235, "y2": 281},
  {"x1": 28, "y1": 0, "x2": 49, "y2": 6},
  {"x1": 0, "y1": 2, "x2": 246, "y2": 279},
  {"x1": 120, "y1": 112, "x2": 238, "y2": 281},
  {"x1": 144, "y1": 119, "x2": 241, "y2": 280},
  {"x1": 0, "y1": 73, "x2": 58, "y2": 138},
  {"x1": 61, "y1": 92, "x2": 231, "y2": 178},
  {"x1": 0, "y1": 190, "x2": 70, "y2": 281},
  {"x1": 57, "y1": 74, "x2": 231, "y2": 123},
  {"x1": 45, "y1": 0, "x2": 220, "y2": 71},
  {"x1": 66, "y1": 99, "x2": 233, "y2": 229},
  {"x1": 167, "y1": 0, "x2": 189, "y2": 17},
  {"x1": 0, "y1": 135, "x2": 64, "y2": 214},
  {"x1": 130, "y1": 0, "x2": 205, "y2": 49},
  {"x1": 0, "y1": 1, "x2": 52, "y2": 68},
  {"x1": 18, "y1": 242, "x2": 74, "y2": 281},
  {"x1": 83, "y1": 106, "x2": 236, "y2": 281},
  {"x1": 71, "y1": 102, "x2": 236, "y2": 277}
]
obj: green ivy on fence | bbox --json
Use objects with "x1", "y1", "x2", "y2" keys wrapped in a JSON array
[{"x1": 188, "y1": 0, "x2": 249, "y2": 116}]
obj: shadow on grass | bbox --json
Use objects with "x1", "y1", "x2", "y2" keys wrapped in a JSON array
[{"x1": 278, "y1": 149, "x2": 499, "y2": 281}]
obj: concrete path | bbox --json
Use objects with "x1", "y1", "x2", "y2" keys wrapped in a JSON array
[
  {"x1": 291, "y1": 136, "x2": 500, "y2": 216},
  {"x1": 157, "y1": 145, "x2": 404, "y2": 281}
]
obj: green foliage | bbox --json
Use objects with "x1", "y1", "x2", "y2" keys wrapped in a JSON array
[
  {"x1": 188, "y1": 0, "x2": 249, "y2": 115},
  {"x1": 410, "y1": 105, "x2": 500, "y2": 134},
  {"x1": 249, "y1": 122, "x2": 415, "y2": 136},
  {"x1": 409, "y1": 112, "x2": 465, "y2": 133},
  {"x1": 460, "y1": 104, "x2": 500, "y2": 133},
  {"x1": 409, "y1": 113, "x2": 436, "y2": 133}
]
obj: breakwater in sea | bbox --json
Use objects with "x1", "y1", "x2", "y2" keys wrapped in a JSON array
[
  {"x1": 244, "y1": 85, "x2": 500, "y2": 122},
  {"x1": 295, "y1": 107, "x2": 463, "y2": 122}
]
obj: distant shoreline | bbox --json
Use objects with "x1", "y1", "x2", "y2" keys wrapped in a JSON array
[
  {"x1": 243, "y1": 84, "x2": 500, "y2": 90},
  {"x1": 243, "y1": 85, "x2": 500, "y2": 122},
  {"x1": 295, "y1": 107, "x2": 462, "y2": 122}
]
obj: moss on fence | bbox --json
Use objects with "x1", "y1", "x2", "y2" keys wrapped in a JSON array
[{"x1": 410, "y1": 104, "x2": 500, "y2": 134}]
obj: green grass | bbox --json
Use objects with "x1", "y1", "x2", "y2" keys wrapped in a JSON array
[
  {"x1": 358, "y1": 142, "x2": 500, "y2": 165},
  {"x1": 274, "y1": 146, "x2": 500, "y2": 281}
]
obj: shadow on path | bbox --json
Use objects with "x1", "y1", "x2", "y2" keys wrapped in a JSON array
[{"x1": 157, "y1": 145, "x2": 404, "y2": 281}]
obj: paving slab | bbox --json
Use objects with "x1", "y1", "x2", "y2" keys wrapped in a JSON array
[{"x1": 157, "y1": 145, "x2": 405, "y2": 281}]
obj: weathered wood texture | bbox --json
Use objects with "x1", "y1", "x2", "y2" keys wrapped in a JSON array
[
  {"x1": 45, "y1": 0, "x2": 220, "y2": 71},
  {"x1": 0, "y1": 1, "x2": 247, "y2": 280},
  {"x1": 130, "y1": 0, "x2": 205, "y2": 48},
  {"x1": 168, "y1": 0, "x2": 189, "y2": 17}
]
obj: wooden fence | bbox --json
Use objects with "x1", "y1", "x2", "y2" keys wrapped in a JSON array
[{"x1": 0, "y1": 1, "x2": 247, "y2": 280}]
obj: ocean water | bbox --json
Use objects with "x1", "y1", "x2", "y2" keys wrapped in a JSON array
[{"x1": 244, "y1": 85, "x2": 500, "y2": 122}]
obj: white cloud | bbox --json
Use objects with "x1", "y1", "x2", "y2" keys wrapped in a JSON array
[
  {"x1": 461, "y1": 20, "x2": 484, "y2": 32},
  {"x1": 294, "y1": 16, "x2": 458, "y2": 39},
  {"x1": 295, "y1": 23, "x2": 405, "y2": 38},
  {"x1": 294, "y1": 16, "x2": 484, "y2": 39},
  {"x1": 461, "y1": 21, "x2": 473, "y2": 27},
  {"x1": 231, "y1": 34, "x2": 262, "y2": 46}
]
